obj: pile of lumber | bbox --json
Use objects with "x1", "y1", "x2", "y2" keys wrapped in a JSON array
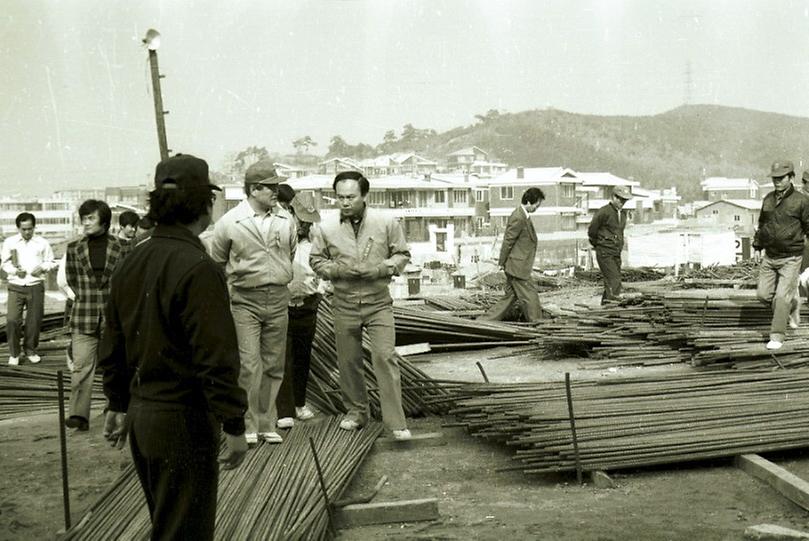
[
  {"x1": 63, "y1": 417, "x2": 383, "y2": 540},
  {"x1": 432, "y1": 370, "x2": 809, "y2": 474}
]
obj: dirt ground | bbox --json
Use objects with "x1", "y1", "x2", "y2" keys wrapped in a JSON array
[{"x1": 3, "y1": 283, "x2": 809, "y2": 540}]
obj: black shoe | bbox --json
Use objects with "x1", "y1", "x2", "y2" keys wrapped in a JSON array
[{"x1": 65, "y1": 416, "x2": 89, "y2": 431}]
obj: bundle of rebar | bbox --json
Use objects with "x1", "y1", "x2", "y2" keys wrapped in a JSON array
[
  {"x1": 676, "y1": 260, "x2": 759, "y2": 285},
  {"x1": 63, "y1": 417, "x2": 383, "y2": 540},
  {"x1": 0, "y1": 365, "x2": 104, "y2": 419},
  {"x1": 431, "y1": 369, "x2": 809, "y2": 474},
  {"x1": 574, "y1": 266, "x2": 666, "y2": 283}
]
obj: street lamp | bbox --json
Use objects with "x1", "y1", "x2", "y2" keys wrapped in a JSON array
[{"x1": 142, "y1": 28, "x2": 169, "y2": 161}]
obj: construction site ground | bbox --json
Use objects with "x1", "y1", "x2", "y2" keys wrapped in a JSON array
[{"x1": 2, "y1": 283, "x2": 809, "y2": 540}]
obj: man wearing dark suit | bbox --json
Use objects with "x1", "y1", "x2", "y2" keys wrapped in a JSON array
[
  {"x1": 481, "y1": 187, "x2": 545, "y2": 322},
  {"x1": 588, "y1": 185, "x2": 632, "y2": 305},
  {"x1": 64, "y1": 199, "x2": 130, "y2": 431}
]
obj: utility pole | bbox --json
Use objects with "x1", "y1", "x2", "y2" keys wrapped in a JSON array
[{"x1": 143, "y1": 29, "x2": 169, "y2": 161}]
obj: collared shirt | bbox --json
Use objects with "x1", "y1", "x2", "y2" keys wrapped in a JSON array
[
  {"x1": 1, "y1": 234, "x2": 56, "y2": 286},
  {"x1": 209, "y1": 199, "x2": 297, "y2": 288},
  {"x1": 340, "y1": 205, "x2": 366, "y2": 236}
]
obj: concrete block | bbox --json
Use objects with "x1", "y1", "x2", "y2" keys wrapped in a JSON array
[
  {"x1": 744, "y1": 524, "x2": 809, "y2": 540},
  {"x1": 334, "y1": 498, "x2": 439, "y2": 529}
]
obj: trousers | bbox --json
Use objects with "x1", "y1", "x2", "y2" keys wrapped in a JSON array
[
  {"x1": 230, "y1": 285, "x2": 289, "y2": 434},
  {"x1": 276, "y1": 295, "x2": 320, "y2": 418},
  {"x1": 6, "y1": 282, "x2": 44, "y2": 358},
  {"x1": 69, "y1": 331, "x2": 98, "y2": 421},
  {"x1": 129, "y1": 405, "x2": 219, "y2": 541},
  {"x1": 757, "y1": 254, "x2": 801, "y2": 341},
  {"x1": 332, "y1": 298, "x2": 406, "y2": 431},
  {"x1": 596, "y1": 250, "x2": 622, "y2": 304},
  {"x1": 480, "y1": 273, "x2": 542, "y2": 322}
]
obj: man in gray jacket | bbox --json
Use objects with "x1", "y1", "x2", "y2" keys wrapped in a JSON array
[
  {"x1": 310, "y1": 171, "x2": 412, "y2": 440},
  {"x1": 210, "y1": 160, "x2": 297, "y2": 444}
]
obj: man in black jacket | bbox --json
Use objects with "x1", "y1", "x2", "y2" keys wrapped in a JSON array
[
  {"x1": 588, "y1": 185, "x2": 632, "y2": 304},
  {"x1": 754, "y1": 160, "x2": 809, "y2": 350},
  {"x1": 99, "y1": 154, "x2": 248, "y2": 540}
]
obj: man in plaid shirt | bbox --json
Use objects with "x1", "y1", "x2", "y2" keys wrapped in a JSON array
[{"x1": 64, "y1": 199, "x2": 130, "y2": 431}]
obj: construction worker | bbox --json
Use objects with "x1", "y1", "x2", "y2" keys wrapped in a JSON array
[
  {"x1": 754, "y1": 160, "x2": 809, "y2": 350},
  {"x1": 99, "y1": 154, "x2": 247, "y2": 540},
  {"x1": 310, "y1": 171, "x2": 412, "y2": 440},
  {"x1": 480, "y1": 187, "x2": 545, "y2": 322},
  {"x1": 588, "y1": 185, "x2": 632, "y2": 305}
]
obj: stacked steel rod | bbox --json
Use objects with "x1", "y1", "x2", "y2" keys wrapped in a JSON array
[
  {"x1": 431, "y1": 370, "x2": 809, "y2": 473},
  {"x1": 63, "y1": 417, "x2": 383, "y2": 540},
  {"x1": 0, "y1": 365, "x2": 104, "y2": 419}
]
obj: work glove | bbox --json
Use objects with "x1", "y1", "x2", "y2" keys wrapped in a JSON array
[{"x1": 220, "y1": 433, "x2": 248, "y2": 471}]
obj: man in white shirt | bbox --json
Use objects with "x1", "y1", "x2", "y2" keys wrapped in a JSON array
[{"x1": 1, "y1": 213, "x2": 57, "y2": 365}]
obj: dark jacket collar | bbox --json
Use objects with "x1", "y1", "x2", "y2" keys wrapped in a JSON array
[{"x1": 150, "y1": 224, "x2": 205, "y2": 251}]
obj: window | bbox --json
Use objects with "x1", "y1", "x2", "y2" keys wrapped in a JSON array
[
  {"x1": 734, "y1": 215, "x2": 740, "y2": 221},
  {"x1": 475, "y1": 217, "x2": 484, "y2": 229},
  {"x1": 712, "y1": 210, "x2": 719, "y2": 215},
  {"x1": 500, "y1": 186, "x2": 513, "y2": 200},
  {"x1": 453, "y1": 190, "x2": 468, "y2": 204},
  {"x1": 474, "y1": 189, "x2": 486, "y2": 201},
  {"x1": 367, "y1": 191, "x2": 386, "y2": 206},
  {"x1": 418, "y1": 191, "x2": 427, "y2": 207},
  {"x1": 453, "y1": 218, "x2": 466, "y2": 237},
  {"x1": 434, "y1": 191, "x2": 446, "y2": 203},
  {"x1": 561, "y1": 215, "x2": 576, "y2": 231},
  {"x1": 561, "y1": 183, "x2": 575, "y2": 198}
]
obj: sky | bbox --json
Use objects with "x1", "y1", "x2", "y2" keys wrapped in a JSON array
[{"x1": 3, "y1": 0, "x2": 809, "y2": 196}]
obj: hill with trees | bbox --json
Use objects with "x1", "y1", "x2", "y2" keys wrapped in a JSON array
[{"x1": 227, "y1": 105, "x2": 809, "y2": 201}]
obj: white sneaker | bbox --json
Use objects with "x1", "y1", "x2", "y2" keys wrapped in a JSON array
[
  {"x1": 259, "y1": 431, "x2": 283, "y2": 444},
  {"x1": 766, "y1": 340, "x2": 783, "y2": 350},
  {"x1": 245, "y1": 432, "x2": 258, "y2": 445},
  {"x1": 276, "y1": 417, "x2": 294, "y2": 429},
  {"x1": 27, "y1": 354, "x2": 41, "y2": 364},
  {"x1": 392, "y1": 429, "x2": 412, "y2": 441},
  {"x1": 296, "y1": 405, "x2": 315, "y2": 420},
  {"x1": 339, "y1": 418, "x2": 362, "y2": 431},
  {"x1": 8, "y1": 356, "x2": 19, "y2": 366}
]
